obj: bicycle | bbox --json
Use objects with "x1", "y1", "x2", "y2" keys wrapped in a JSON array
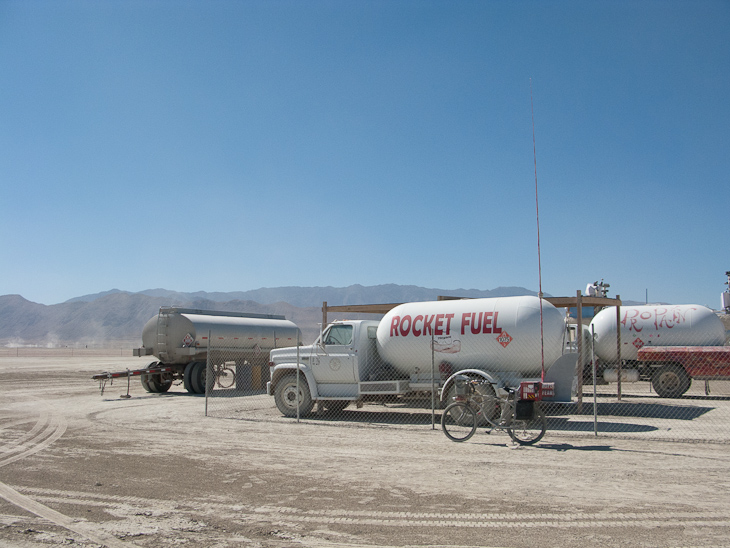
[
  {"x1": 441, "y1": 376, "x2": 548, "y2": 445},
  {"x1": 212, "y1": 363, "x2": 236, "y2": 389}
]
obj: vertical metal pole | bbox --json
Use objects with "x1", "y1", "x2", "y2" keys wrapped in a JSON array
[
  {"x1": 205, "y1": 329, "x2": 211, "y2": 416},
  {"x1": 575, "y1": 290, "x2": 583, "y2": 410},
  {"x1": 296, "y1": 330, "x2": 300, "y2": 423},
  {"x1": 592, "y1": 324, "x2": 598, "y2": 436},
  {"x1": 431, "y1": 330, "x2": 436, "y2": 429},
  {"x1": 616, "y1": 295, "x2": 622, "y2": 402}
]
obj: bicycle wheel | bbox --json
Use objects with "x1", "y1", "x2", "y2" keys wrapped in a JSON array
[
  {"x1": 441, "y1": 402, "x2": 477, "y2": 442},
  {"x1": 507, "y1": 403, "x2": 547, "y2": 445},
  {"x1": 216, "y1": 366, "x2": 236, "y2": 389}
]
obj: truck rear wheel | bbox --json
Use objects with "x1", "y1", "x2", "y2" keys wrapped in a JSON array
[
  {"x1": 652, "y1": 364, "x2": 691, "y2": 398},
  {"x1": 274, "y1": 374, "x2": 314, "y2": 417}
]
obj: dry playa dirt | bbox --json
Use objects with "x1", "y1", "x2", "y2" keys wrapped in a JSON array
[{"x1": 1, "y1": 355, "x2": 730, "y2": 548}]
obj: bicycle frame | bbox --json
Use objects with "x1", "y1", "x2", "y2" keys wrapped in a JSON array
[{"x1": 441, "y1": 379, "x2": 547, "y2": 444}]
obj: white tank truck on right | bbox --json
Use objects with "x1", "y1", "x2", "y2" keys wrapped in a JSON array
[{"x1": 589, "y1": 304, "x2": 728, "y2": 397}]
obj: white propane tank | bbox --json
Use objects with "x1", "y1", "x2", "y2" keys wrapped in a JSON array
[
  {"x1": 590, "y1": 304, "x2": 726, "y2": 362},
  {"x1": 376, "y1": 296, "x2": 566, "y2": 378}
]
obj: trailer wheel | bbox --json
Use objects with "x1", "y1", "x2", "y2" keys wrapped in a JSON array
[
  {"x1": 141, "y1": 373, "x2": 153, "y2": 392},
  {"x1": 652, "y1": 364, "x2": 691, "y2": 398},
  {"x1": 184, "y1": 362, "x2": 208, "y2": 394},
  {"x1": 141, "y1": 373, "x2": 172, "y2": 393},
  {"x1": 183, "y1": 362, "x2": 196, "y2": 393},
  {"x1": 140, "y1": 362, "x2": 161, "y2": 393},
  {"x1": 274, "y1": 374, "x2": 314, "y2": 417},
  {"x1": 189, "y1": 362, "x2": 209, "y2": 395}
]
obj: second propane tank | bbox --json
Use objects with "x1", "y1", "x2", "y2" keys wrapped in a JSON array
[{"x1": 590, "y1": 304, "x2": 725, "y2": 362}]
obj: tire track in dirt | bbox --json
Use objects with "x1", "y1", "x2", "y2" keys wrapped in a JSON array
[
  {"x1": 11, "y1": 487, "x2": 730, "y2": 533},
  {"x1": 0, "y1": 403, "x2": 138, "y2": 548},
  {"x1": 0, "y1": 411, "x2": 64, "y2": 468}
]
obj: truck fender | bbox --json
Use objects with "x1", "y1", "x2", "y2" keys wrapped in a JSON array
[
  {"x1": 440, "y1": 369, "x2": 499, "y2": 403},
  {"x1": 269, "y1": 363, "x2": 320, "y2": 400}
]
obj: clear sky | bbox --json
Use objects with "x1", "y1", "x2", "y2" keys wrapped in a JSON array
[{"x1": 1, "y1": 0, "x2": 728, "y2": 308}]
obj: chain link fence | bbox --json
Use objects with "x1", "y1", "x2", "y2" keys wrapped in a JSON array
[{"x1": 205, "y1": 302, "x2": 730, "y2": 444}]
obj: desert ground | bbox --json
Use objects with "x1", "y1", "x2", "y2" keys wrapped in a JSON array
[{"x1": 1, "y1": 354, "x2": 730, "y2": 548}]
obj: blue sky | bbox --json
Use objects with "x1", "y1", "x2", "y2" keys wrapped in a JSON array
[{"x1": 1, "y1": 0, "x2": 728, "y2": 308}]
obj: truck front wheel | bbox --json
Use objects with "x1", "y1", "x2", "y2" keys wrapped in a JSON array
[
  {"x1": 274, "y1": 374, "x2": 314, "y2": 417},
  {"x1": 652, "y1": 364, "x2": 691, "y2": 398}
]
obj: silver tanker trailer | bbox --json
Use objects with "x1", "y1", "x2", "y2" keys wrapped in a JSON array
[{"x1": 94, "y1": 307, "x2": 300, "y2": 395}]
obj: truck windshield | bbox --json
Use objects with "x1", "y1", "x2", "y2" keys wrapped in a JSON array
[{"x1": 324, "y1": 325, "x2": 353, "y2": 345}]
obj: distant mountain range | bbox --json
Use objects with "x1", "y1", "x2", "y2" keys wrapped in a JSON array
[
  {"x1": 64, "y1": 284, "x2": 539, "y2": 308},
  {"x1": 0, "y1": 284, "x2": 541, "y2": 347}
]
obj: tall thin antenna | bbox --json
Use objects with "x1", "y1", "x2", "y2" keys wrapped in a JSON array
[{"x1": 530, "y1": 79, "x2": 546, "y2": 381}]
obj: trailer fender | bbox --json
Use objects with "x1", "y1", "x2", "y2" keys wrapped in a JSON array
[
  {"x1": 269, "y1": 364, "x2": 320, "y2": 400},
  {"x1": 440, "y1": 369, "x2": 499, "y2": 404}
]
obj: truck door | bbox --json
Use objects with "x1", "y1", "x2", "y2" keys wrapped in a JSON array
[{"x1": 313, "y1": 324, "x2": 357, "y2": 383}]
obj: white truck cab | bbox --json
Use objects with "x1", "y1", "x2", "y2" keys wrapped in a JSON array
[{"x1": 267, "y1": 320, "x2": 407, "y2": 416}]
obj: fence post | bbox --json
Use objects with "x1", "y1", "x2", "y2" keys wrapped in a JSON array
[
  {"x1": 431, "y1": 330, "x2": 436, "y2": 429},
  {"x1": 616, "y1": 296, "x2": 622, "y2": 402},
  {"x1": 575, "y1": 290, "x2": 583, "y2": 411},
  {"x1": 205, "y1": 330, "x2": 211, "y2": 416},
  {"x1": 592, "y1": 324, "x2": 598, "y2": 436}
]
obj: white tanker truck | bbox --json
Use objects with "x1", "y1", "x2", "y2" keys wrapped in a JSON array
[
  {"x1": 588, "y1": 304, "x2": 729, "y2": 397},
  {"x1": 94, "y1": 307, "x2": 300, "y2": 394},
  {"x1": 267, "y1": 296, "x2": 578, "y2": 416}
]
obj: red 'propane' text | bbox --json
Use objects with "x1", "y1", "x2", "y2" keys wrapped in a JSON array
[
  {"x1": 389, "y1": 312, "x2": 502, "y2": 337},
  {"x1": 621, "y1": 306, "x2": 694, "y2": 332}
]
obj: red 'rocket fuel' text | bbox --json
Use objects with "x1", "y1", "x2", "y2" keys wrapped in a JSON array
[{"x1": 389, "y1": 311, "x2": 502, "y2": 337}]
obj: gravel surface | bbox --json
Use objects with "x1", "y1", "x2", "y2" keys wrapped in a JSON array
[{"x1": 1, "y1": 356, "x2": 729, "y2": 548}]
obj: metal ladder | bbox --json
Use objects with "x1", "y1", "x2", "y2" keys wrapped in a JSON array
[{"x1": 157, "y1": 308, "x2": 170, "y2": 362}]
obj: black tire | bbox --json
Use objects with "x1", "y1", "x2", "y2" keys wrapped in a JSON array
[
  {"x1": 183, "y1": 362, "x2": 196, "y2": 393},
  {"x1": 140, "y1": 373, "x2": 172, "y2": 393},
  {"x1": 652, "y1": 364, "x2": 691, "y2": 398},
  {"x1": 190, "y1": 362, "x2": 210, "y2": 395},
  {"x1": 274, "y1": 374, "x2": 314, "y2": 417},
  {"x1": 140, "y1": 361, "x2": 157, "y2": 392},
  {"x1": 441, "y1": 402, "x2": 477, "y2": 442},
  {"x1": 507, "y1": 403, "x2": 547, "y2": 445}
]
